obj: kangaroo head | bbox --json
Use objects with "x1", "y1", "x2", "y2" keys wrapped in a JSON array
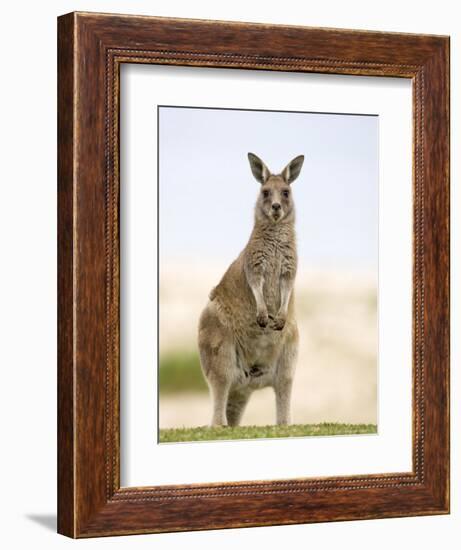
[{"x1": 248, "y1": 153, "x2": 304, "y2": 224}]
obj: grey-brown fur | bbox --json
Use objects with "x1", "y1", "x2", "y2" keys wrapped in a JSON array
[{"x1": 198, "y1": 153, "x2": 304, "y2": 426}]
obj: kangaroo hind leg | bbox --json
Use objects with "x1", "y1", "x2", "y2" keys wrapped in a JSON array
[
  {"x1": 198, "y1": 306, "x2": 236, "y2": 426},
  {"x1": 226, "y1": 389, "x2": 251, "y2": 427},
  {"x1": 274, "y1": 326, "x2": 299, "y2": 425}
]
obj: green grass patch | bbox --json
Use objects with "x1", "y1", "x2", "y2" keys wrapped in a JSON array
[
  {"x1": 159, "y1": 423, "x2": 377, "y2": 443},
  {"x1": 159, "y1": 350, "x2": 208, "y2": 394}
]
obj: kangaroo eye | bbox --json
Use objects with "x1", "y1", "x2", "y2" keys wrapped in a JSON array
[
  {"x1": 262, "y1": 190, "x2": 270, "y2": 198},
  {"x1": 282, "y1": 190, "x2": 290, "y2": 198}
]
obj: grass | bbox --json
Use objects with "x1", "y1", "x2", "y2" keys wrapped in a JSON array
[
  {"x1": 159, "y1": 350, "x2": 208, "y2": 394},
  {"x1": 159, "y1": 423, "x2": 377, "y2": 443}
]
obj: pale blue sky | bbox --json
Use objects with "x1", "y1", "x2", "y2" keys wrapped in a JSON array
[{"x1": 159, "y1": 106, "x2": 378, "y2": 269}]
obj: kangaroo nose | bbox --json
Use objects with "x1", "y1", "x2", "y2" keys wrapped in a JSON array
[{"x1": 272, "y1": 203, "x2": 281, "y2": 211}]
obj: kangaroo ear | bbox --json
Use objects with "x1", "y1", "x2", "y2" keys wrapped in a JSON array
[
  {"x1": 281, "y1": 155, "x2": 305, "y2": 184},
  {"x1": 248, "y1": 153, "x2": 271, "y2": 184}
]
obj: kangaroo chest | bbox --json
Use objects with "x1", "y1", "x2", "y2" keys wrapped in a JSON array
[
  {"x1": 263, "y1": 253, "x2": 283, "y2": 315},
  {"x1": 260, "y1": 234, "x2": 295, "y2": 314}
]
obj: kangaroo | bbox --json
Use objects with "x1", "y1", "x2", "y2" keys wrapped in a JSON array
[{"x1": 198, "y1": 152, "x2": 305, "y2": 427}]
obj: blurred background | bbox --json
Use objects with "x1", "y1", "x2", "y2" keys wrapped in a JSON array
[{"x1": 158, "y1": 106, "x2": 378, "y2": 429}]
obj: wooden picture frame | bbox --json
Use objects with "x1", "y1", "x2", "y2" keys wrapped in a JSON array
[{"x1": 57, "y1": 11, "x2": 450, "y2": 538}]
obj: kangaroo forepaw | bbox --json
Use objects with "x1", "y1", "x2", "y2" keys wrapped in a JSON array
[
  {"x1": 256, "y1": 311, "x2": 269, "y2": 328},
  {"x1": 271, "y1": 315, "x2": 286, "y2": 331}
]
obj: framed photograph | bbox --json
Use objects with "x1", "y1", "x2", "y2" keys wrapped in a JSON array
[{"x1": 58, "y1": 12, "x2": 450, "y2": 537}]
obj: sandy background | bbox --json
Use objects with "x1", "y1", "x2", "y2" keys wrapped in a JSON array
[{"x1": 159, "y1": 262, "x2": 377, "y2": 429}]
